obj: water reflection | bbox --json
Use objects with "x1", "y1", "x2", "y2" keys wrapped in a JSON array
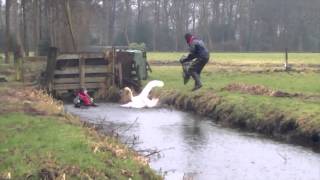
[{"x1": 181, "y1": 116, "x2": 209, "y2": 153}]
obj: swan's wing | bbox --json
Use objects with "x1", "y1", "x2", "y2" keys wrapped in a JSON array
[
  {"x1": 120, "y1": 102, "x2": 133, "y2": 108},
  {"x1": 139, "y1": 80, "x2": 164, "y2": 98},
  {"x1": 145, "y1": 98, "x2": 159, "y2": 108},
  {"x1": 121, "y1": 97, "x2": 146, "y2": 108}
]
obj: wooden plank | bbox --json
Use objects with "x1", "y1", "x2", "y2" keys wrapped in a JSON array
[
  {"x1": 54, "y1": 77, "x2": 106, "y2": 84},
  {"x1": 53, "y1": 83, "x2": 104, "y2": 90},
  {"x1": 112, "y1": 48, "x2": 116, "y2": 85},
  {"x1": 57, "y1": 54, "x2": 79, "y2": 60},
  {"x1": 79, "y1": 54, "x2": 85, "y2": 88},
  {"x1": 57, "y1": 53, "x2": 105, "y2": 60},
  {"x1": 118, "y1": 63, "x2": 123, "y2": 87},
  {"x1": 55, "y1": 90, "x2": 69, "y2": 94},
  {"x1": 24, "y1": 56, "x2": 47, "y2": 62},
  {"x1": 85, "y1": 53, "x2": 105, "y2": 59},
  {"x1": 54, "y1": 66, "x2": 109, "y2": 75}
]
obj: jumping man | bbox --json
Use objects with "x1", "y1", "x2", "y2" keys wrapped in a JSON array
[{"x1": 180, "y1": 33, "x2": 210, "y2": 91}]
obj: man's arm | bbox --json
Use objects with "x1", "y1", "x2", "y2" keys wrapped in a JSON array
[{"x1": 181, "y1": 43, "x2": 197, "y2": 63}]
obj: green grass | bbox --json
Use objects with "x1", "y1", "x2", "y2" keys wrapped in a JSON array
[
  {"x1": 0, "y1": 113, "x2": 160, "y2": 179},
  {"x1": 150, "y1": 66, "x2": 320, "y2": 94},
  {"x1": 147, "y1": 66, "x2": 320, "y2": 127},
  {"x1": 148, "y1": 52, "x2": 320, "y2": 64}
]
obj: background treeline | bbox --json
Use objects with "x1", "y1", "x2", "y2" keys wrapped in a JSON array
[{"x1": 0, "y1": 0, "x2": 320, "y2": 56}]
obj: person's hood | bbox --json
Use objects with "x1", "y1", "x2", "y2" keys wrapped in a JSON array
[{"x1": 186, "y1": 35, "x2": 195, "y2": 45}]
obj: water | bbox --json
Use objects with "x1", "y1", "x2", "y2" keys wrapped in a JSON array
[{"x1": 65, "y1": 104, "x2": 320, "y2": 180}]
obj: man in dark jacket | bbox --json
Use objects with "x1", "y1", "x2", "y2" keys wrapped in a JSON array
[{"x1": 180, "y1": 33, "x2": 210, "y2": 91}]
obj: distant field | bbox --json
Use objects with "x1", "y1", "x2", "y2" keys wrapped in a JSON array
[
  {"x1": 147, "y1": 52, "x2": 320, "y2": 64},
  {"x1": 149, "y1": 66, "x2": 320, "y2": 94}
]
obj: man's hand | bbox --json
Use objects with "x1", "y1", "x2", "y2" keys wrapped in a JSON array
[{"x1": 179, "y1": 55, "x2": 187, "y2": 64}]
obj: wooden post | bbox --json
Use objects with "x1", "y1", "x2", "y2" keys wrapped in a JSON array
[
  {"x1": 106, "y1": 50, "x2": 113, "y2": 88},
  {"x1": 104, "y1": 50, "x2": 111, "y2": 91},
  {"x1": 46, "y1": 47, "x2": 58, "y2": 92},
  {"x1": 79, "y1": 54, "x2": 86, "y2": 89},
  {"x1": 118, "y1": 62, "x2": 123, "y2": 88},
  {"x1": 112, "y1": 47, "x2": 116, "y2": 86},
  {"x1": 284, "y1": 48, "x2": 289, "y2": 70}
]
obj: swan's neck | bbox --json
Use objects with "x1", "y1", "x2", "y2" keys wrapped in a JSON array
[{"x1": 127, "y1": 88, "x2": 133, "y2": 101}]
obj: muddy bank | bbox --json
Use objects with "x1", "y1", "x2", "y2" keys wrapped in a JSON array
[{"x1": 157, "y1": 90, "x2": 320, "y2": 151}]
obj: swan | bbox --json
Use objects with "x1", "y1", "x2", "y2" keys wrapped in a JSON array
[{"x1": 121, "y1": 80, "x2": 164, "y2": 108}]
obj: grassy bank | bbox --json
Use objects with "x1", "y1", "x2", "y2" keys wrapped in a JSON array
[
  {"x1": 0, "y1": 85, "x2": 161, "y2": 179},
  {"x1": 147, "y1": 66, "x2": 320, "y2": 149},
  {"x1": 148, "y1": 52, "x2": 320, "y2": 64}
]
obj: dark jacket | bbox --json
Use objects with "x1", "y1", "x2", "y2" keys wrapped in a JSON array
[{"x1": 184, "y1": 37, "x2": 209, "y2": 62}]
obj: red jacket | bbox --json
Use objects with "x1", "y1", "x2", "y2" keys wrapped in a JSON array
[{"x1": 77, "y1": 91, "x2": 92, "y2": 105}]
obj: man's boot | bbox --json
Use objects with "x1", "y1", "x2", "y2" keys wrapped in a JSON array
[
  {"x1": 183, "y1": 73, "x2": 190, "y2": 85},
  {"x1": 191, "y1": 72, "x2": 202, "y2": 91}
]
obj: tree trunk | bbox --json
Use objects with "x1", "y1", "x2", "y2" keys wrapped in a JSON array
[
  {"x1": 102, "y1": 0, "x2": 109, "y2": 45},
  {"x1": 21, "y1": 0, "x2": 29, "y2": 56},
  {"x1": 199, "y1": 0, "x2": 213, "y2": 50},
  {"x1": 53, "y1": 0, "x2": 59, "y2": 48},
  {"x1": 137, "y1": 0, "x2": 143, "y2": 25},
  {"x1": 64, "y1": 0, "x2": 77, "y2": 51},
  {"x1": 173, "y1": 0, "x2": 184, "y2": 51},
  {"x1": 191, "y1": 0, "x2": 196, "y2": 33},
  {"x1": 0, "y1": 1, "x2": 3, "y2": 28},
  {"x1": 152, "y1": 0, "x2": 160, "y2": 51},
  {"x1": 5, "y1": 0, "x2": 11, "y2": 63},
  {"x1": 14, "y1": 0, "x2": 25, "y2": 56},
  {"x1": 108, "y1": 0, "x2": 116, "y2": 45},
  {"x1": 124, "y1": 0, "x2": 131, "y2": 45},
  {"x1": 46, "y1": 0, "x2": 54, "y2": 47},
  {"x1": 102, "y1": 0, "x2": 116, "y2": 45},
  {"x1": 33, "y1": 0, "x2": 40, "y2": 56},
  {"x1": 247, "y1": 0, "x2": 255, "y2": 51},
  {"x1": 13, "y1": 0, "x2": 25, "y2": 81},
  {"x1": 14, "y1": 44, "x2": 24, "y2": 81},
  {"x1": 163, "y1": 0, "x2": 169, "y2": 29}
]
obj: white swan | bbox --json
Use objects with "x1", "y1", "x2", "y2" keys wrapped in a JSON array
[{"x1": 121, "y1": 80, "x2": 164, "y2": 108}]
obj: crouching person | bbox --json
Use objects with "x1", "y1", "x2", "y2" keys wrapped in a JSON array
[{"x1": 74, "y1": 88, "x2": 97, "y2": 108}]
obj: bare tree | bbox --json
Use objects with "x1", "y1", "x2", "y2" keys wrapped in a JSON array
[
  {"x1": 172, "y1": 0, "x2": 185, "y2": 51},
  {"x1": 152, "y1": 0, "x2": 160, "y2": 50},
  {"x1": 4, "y1": 0, "x2": 11, "y2": 63},
  {"x1": 64, "y1": 0, "x2": 77, "y2": 51},
  {"x1": 33, "y1": 0, "x2": 40, "y2": 55},
  {"x1": 102, "y1": 0, "x2": 116, "y2": 45},
  {"x1": 124, "y1": 0, "x2": 131, "y2": 45},
  {"x1": 21, "y1": 0, "x2": 29, "y2": 56},
  {"x1": 199, "y1": 0, "x2": 213, "y2": 50},
  {"x1": 108, "y1": 0, "x2": 116, "y2": 45},
  {"x1": 191, "y1": 0, "x2": 197, "y2": 33},
  {"x1": 2, "y1": 0, "x2": 317, "y2": 53},
  {"x1": 137, "y1": 0, "x2": 143, "y2": 25},
  {"x1": 0, "y1": 1, "x2": 3, "y2": 28}
]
